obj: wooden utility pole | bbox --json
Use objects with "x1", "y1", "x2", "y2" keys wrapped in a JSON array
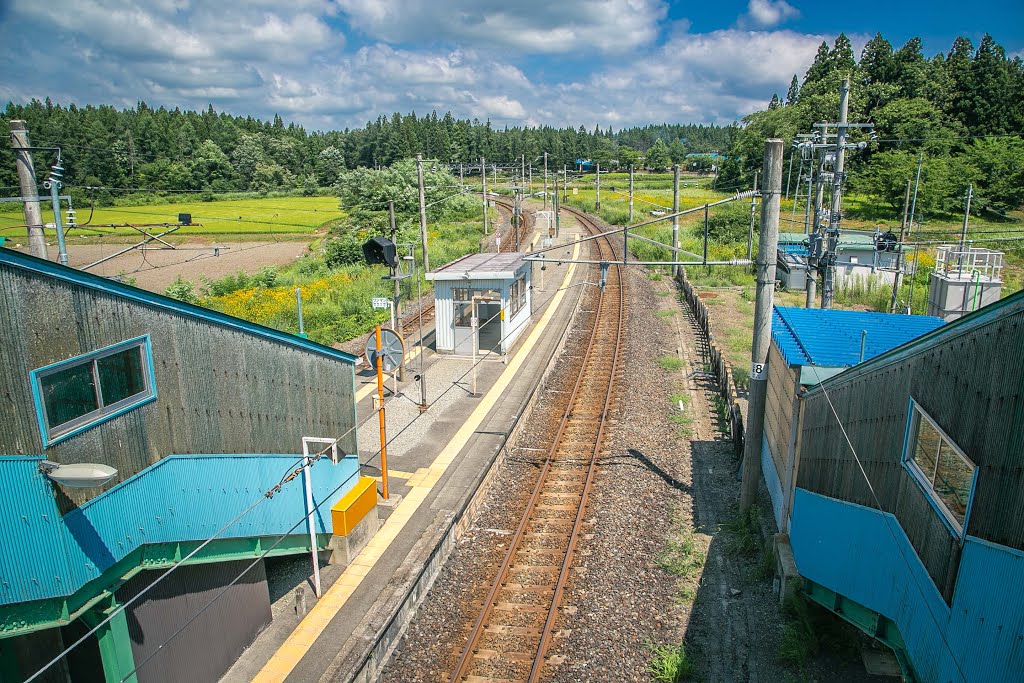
[
  {"x1": 387, "y1": 202, "x2": 403, "y2": 382},
  {"x1": 740, "y1": 139, "x2": 783, "y2": 513},
  {"x1": 672, "y1": 164, "x2": 680, "y2": 276},
  {"x1": 890, "y1": 180, "x2": 912, "y2": 313},
  {"x1": 416, "y1": 154, "x2": 430, "y2": 273},
  {"x1": 10, "y1": 120, "x2": 47, "y2": 259}
]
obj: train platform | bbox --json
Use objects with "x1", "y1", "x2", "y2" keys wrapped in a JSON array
[{"x1": 220, "y1": 217, "x2": 592, "y2": 683}]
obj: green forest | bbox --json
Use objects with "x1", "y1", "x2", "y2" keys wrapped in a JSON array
[
  {"x1": 0, "y1": 100, "x2": 727, "y2": 207},
  {"x1": 719, "y1": 33, "x2": 1024, "y2": 218}
]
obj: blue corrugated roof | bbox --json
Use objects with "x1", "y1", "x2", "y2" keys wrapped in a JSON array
[{"x1": 772, "y1": 306, "x2": 945, "y2": 368}]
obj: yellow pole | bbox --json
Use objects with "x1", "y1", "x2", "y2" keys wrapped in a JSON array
[{"x1": 375, "y1": 325, "x2": 389, "y2": 500}]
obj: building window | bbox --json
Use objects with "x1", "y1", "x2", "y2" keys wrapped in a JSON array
[
  {"x1": 31, "y1": 336, "x2": 157, "y2": 446},
  {"x1": 510, "y1": 276, "x2": 527, "y2": 317},
  {"x1": 903, "y1": 401, "x2": 977, "y2": 536}
]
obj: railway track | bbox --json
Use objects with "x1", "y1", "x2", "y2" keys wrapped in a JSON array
[{"x1": 450, "y1": 209, "x2": 624, "y2": 683}]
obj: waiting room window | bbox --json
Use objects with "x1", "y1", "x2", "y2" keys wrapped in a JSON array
[
  {"x1": 32, "y1": 336, "x2": 156, "y2": 446},
  {"x1": 903, "y1": 401, "x2": 977, "y2": 536}
]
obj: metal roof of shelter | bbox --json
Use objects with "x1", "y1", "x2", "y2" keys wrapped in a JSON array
[
  {"x1": 772, "y1": 306, "x2": 945, "y2": 369},
  {"x1": 425, "y1": 252, "x2": 528, "y2": 281}
]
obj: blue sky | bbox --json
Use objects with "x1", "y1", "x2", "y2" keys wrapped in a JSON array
[{"x1": 0, "y1": 0, "x2": 1020, "y2": 132}]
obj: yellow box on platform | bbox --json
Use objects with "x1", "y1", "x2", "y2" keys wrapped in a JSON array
[{"x1": 331, "y1": 476, "x2": 377, "y2": 536}]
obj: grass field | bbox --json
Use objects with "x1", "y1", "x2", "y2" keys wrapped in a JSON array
[{"x1": 0, "y1": 196, "x2": 343, "y2": 240}]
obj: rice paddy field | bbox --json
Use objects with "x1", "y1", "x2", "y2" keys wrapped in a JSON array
[{"x1": 0, "y1": 195, "x2": 343, "y2": 240}]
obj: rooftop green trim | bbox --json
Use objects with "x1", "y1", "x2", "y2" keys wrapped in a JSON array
[{"x1": 0, "y1": 534, "x2": 329, "y2": 639}]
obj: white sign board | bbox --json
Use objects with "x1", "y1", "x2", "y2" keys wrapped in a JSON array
[
  {"x1": 371, "y1": 297, "x2": 390, "y2": 309},
  {"x1": 750, "y1": 361, "x2": 768, "y2": 381}
]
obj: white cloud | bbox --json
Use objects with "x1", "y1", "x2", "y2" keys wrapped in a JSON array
[
  {"x1": 0, "y1": 0, "x2": 829, "y2": 132},
  {"x1": 335, "y1": 0, "x2": 668, "y2": 54},
  {"x1": 739, "y1": 0, "x2": 799, "y2": 29}
]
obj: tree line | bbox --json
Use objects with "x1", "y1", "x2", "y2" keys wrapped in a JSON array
[
  {"x1": 0, "y1": 100, "x2": 730, "y2": 205},
  {"x1": 719, "y1": 33, "x2": 1024, "y2": 217}
]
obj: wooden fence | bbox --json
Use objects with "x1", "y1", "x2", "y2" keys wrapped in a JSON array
[{"x1": 676, "y1": 271, "x2": 745, "y2": 455}]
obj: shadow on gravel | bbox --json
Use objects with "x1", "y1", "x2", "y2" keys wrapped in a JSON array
[{"x1": 597, "y1": 448, "x2": 692, "y2": 494}]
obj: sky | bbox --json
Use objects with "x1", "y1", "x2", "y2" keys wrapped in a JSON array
[{"x1": 0, "y1": 0, "x2": 1021, "y2": 132}]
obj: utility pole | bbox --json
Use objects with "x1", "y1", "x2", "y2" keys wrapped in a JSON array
[
  {"x1": 628, "y1": 165, "x2": 634, "y2": 223},
  {"x1": 553, "y1": 169, "x2": 560, "y2": 237},
  {"x1": 806, "y1": 153, "x2": 825, "y2": 308},
  {"x1": 595, "y1": 163, "x2": 601, "y2": 210},
  {"x1": 821, "y1": 79, "x2": 849, "y2": 309},
  {"x1": 10, "y1": 120, "x2": 47, "y2": 259},
  {"x1": 785, "y1": 152, "x2": 794, "y2": 200},
  {"x1": 562, "y1": 165, "x2": 568, "y2": 201},
  {"x1": 521, "y1": 154, "x2": 526, "y2": 196},
  {"x1": 543, "y1": 152, "x2": 548, "y2": 211},
  {"x1": 817, "y1": 78, "x2": 873, "y2": 309},
  {"x1": 481, "y1": 157, "x2": 489, "y2": 236},
  {"x1": 739, "y1": 138, "x2": 783, "y2": 513},
  {"x1": 459, "y1": 163, "x2": 464, "y2": 190},
  {"x1": 959, "y1": 184, "x2": 973, "y2": 250},
  {"x1": 672, "y1": 164, "x2": 680, "y2": 276},
  {"x1": 958, "y1": 184, "x2": 973, "y2": 277},
  {"x1": 747, "y1": 171, "x2": 758, "y2": 261},
  {"x1": 416, "y1": 153, "x2": 430, "y2": 273},
  {"x1": 44, "y1": 161, "x2": 68, "y2": 266},
  {"x1": 890, "y1": 180, "x2": 912, "y2": 313},
  {"x1": 387, "y1": 200, "x2": 403, "y2": 382}
]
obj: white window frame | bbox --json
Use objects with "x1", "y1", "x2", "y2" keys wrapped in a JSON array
[{"x1": 901, "y1": 400, "x2": 978, "y2": 539}]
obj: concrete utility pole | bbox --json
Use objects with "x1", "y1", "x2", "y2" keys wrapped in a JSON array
[
  {"x1": 10, "y1": 120, "x2": 47, "y2": 259},
  {"x1": 890, "y1": 180, "x2": 912, "y2": 313},
  {"x1": 562, "y1": 165, "x2": 568, "y2": 201},
  {"x1": 821, "y1": 78, "x2": 850, "y2": 309},
  {"x1": 739, "y1": 138, "x2": 783, "y2": 513},
  {"x1": 553, "y1": 169, "x2": 560, "y2": 237},
  {"x1": 628, "y1": 165, "x2": 634, "y2": 222},
  {"x1": 521, "y1": 155, "x2": 526, "y2": 196},
  {"x1": 543, "y1": 152, "x2": 548, "y2": 210},
  {"x1": 387, "y1": 202, "x2": 403, "y2": 382},
  {"x1": 595, "y1": 163, "x2": 601, "y2": 210},
  {"x1": 806, "y1": 152, "x2": 826, "y2": 308},
  {"x1": 959, "y1": 184, "x2": 973, "y2": 250},
  {"x1": 459, "y1": 163, "x2": 464, "y2": 190},
  {"x1": 481, "y1": 157, "x2": 489, "y2": 236},
  {"x1": 416, "y1": 153, "x2": 430, "y2": 273},
  {"x1": 672, "y1": 164, "x2": 680, "y2": 276}
]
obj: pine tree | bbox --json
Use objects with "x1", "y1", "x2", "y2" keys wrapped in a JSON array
[{"x1": 786, "y1": 75, "x2": 800, "y2": 105}]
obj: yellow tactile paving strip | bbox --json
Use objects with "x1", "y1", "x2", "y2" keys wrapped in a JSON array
[{"x1": 253, "y1": 236, "x2": 581, "y2": 682}]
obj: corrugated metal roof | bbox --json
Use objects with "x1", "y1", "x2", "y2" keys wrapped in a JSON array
[
  {"x1": 772, "y1": 306, "x2": 945, "y2": 368},
  {"x1": 426, "y1": 252, "x2": 527, "y2": 280},
  {"x1": 0, "y1": 453, "x2": 360, "y2": 605}
]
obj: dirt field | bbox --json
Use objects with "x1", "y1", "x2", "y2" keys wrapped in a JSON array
[{"x1": 11, "y1": 238, "x2": 311, "y2": 293}]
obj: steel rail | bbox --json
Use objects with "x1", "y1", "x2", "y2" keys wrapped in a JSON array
[{"x1": 449, "y1": 206, "x2": 623, "y2": 683}]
